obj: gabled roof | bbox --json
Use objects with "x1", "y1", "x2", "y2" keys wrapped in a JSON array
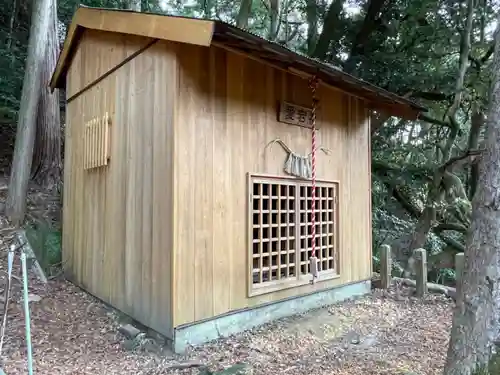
[{"x1": 50, "y1": 5, "x2": 426, "y2": 119}]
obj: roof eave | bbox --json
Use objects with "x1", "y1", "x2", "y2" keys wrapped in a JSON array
[
  {"x1": 49, "y1": 9, "x2": 84, "y2": 91},
  {"x1": 49, "y1": 6, "x2": 215, "y2": 91},
  {"x1": 49, "y1": 6, "x2": 426, "y2": 120},
  {"x1": 211, "y1": 22, "x2": 426, "y2": 120}
]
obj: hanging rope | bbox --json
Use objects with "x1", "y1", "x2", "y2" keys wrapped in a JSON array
[{"x1": 308, "y1": 76, "x2": 320, "y2": 283}]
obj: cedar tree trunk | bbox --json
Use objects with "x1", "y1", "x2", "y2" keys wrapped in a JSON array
[{"x1": 6, "y1": 0, "x2": 51, "y2": 225}]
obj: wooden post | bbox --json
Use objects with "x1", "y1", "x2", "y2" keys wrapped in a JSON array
[
  {"x1": 455, "y1": 252, "x2": 465, "y2": 289},
  {"x1": 380, "y1": 244, "x2": 392, "y2": 289},
  {"x1": 414, "y1": 248, "x2": 428, "y2": 297}
]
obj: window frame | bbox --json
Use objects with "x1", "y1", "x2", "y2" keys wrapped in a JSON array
[{"x1": 247, "y1": 173, "x2": 341, "y2": 297}]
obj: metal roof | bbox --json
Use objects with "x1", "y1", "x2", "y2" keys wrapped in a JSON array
[{"x1": 50, "y1": 5, "x2": 426, "y2": 119}]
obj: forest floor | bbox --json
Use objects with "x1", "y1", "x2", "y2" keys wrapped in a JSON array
[
  {"x1": 0, "y1": 253, "x2": 453, "y2": 375},
  {"x1": 0, "y1": 131, "x2": 454, "y2": 374}
]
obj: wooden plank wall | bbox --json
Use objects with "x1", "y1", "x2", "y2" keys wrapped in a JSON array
[
  {"x1": 64, "y1": 30, "x2": 175, "y2": 337},
  {"x1": 63, "y1": 29, "x2": 371, "y2": 333},
  {"x1": 172, "y1": 43, "x2": 372, "y2": 327}
]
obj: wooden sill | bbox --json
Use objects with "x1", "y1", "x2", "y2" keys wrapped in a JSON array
[{"x1": 248, "y1": 271, "x2": 340, "y2": 298}]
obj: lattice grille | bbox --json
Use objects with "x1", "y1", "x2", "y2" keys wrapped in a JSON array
[
  {"x1": 251, "y1": 180, "x2": 297, "y2": 284},
  {"x1": 250, "y1": 176, "x2": 339, "y2": 292},
  {"x1": 83, "y1": 113, "x2": 111, "y2": 170},
  {"x1": 298, "y1": 183, "x2": 336, "y2": 274}
]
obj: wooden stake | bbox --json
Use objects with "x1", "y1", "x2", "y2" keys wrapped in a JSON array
[
  {"x1": 414, "y1": 248, "x2": 428, "y2": 297},
  {"x1": 380, "y1": 244, "x2": 392, "y2": 289}
]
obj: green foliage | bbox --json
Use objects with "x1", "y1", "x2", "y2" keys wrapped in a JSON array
[
  {"x1": 0, "y1": 1, "x2": 495, "y2": 372},
  {"x1": 0, "y1": 7, "x2": 29, "y2": 123},
  {"x1": 24, "y1": 220, "x2": 62, "y2": 276}
]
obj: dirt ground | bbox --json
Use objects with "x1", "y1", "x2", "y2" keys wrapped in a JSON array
[
  {"x1": 0, "y1": 253, "x2": 453, "y2": 375},
  {"x1": 0, "y1": 172, "x2": 454, "y2": 375}
]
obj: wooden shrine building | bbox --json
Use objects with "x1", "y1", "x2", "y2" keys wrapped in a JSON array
[{"x1": 50, "y1": 6, "x2": 425, "y2": 352}]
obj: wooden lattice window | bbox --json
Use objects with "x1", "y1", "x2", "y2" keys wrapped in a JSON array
[
  {"x1": 249, "y1": 175, "x2": 339, "y2": 296},
  {"x1": 297, "y1": 183, "x2": 337, "y2": 274},
  {"x1": 83, "y1": 112, "x2": 111, "y2": 170}
]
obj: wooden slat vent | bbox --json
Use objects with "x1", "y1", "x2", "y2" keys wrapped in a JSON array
[{"x1": 83, "y1": 113, "x2": 111, "y2": 170}]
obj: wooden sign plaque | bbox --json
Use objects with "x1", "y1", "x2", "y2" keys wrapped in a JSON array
[{"x1": 278, "y1": 101, "x2": 317, "y2": 129}]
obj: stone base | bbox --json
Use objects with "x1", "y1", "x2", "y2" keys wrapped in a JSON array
[{"x1": 172, "y1": 279, "x2": 371, "y2": 353}]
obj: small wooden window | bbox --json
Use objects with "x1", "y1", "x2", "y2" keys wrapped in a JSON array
[
  {"x1": 249, "y1": 175, "x2": 339, "y2": 296},
  {"x1": 83, "y1": 112, "x2": 111, "y2": 170}
]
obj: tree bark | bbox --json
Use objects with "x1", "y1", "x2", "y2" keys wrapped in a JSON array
[
  {"x1": 446, "y1": 0, "x2": 474, "y2": 120},
  {"x1": 4, "y1": 0, "x2": 19, "y2": 108},
  {"x1": 467, "y1": 107, "x2": 484, "y2": 201},
  {"x1": 236, "y1": 0, "x2": 252, "y2": 28},
  {"x1": 343, "y1": 0, "x2": 390, "y2": 74},
  {"x1": 6, "y1": 0, "x2": 19, "y2": 60},
  {"x1": 268, "y1": 0, "x2": 279, "y2": 40},
  {"x1": 442, "y1": 18, "x2": 500, "y2": 375},
  {"x1": 202, "y1": 0, "x2": 214, "y2": 19},
  {"x1": 311, "y1": 0, "x2": 343, "y2": 59},
  {"x1": 6, "y1": 0, "x2": 51, "y2": 225},
  {"x1": 305, "y1": 0, "x2": 318, "y2": 55},
  {"x1": 31, "y1": 0, "x2": 61, "y2": 188}
]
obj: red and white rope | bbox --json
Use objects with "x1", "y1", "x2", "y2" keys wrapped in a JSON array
[{"x1": 308, "y1": 77, "x2": 319, "y2": 259}]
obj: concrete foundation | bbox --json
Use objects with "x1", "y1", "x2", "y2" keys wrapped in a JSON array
[{"x1": 172, "y1": 279, "x2": 371, "y2": 353}]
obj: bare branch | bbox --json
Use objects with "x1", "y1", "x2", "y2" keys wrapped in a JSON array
[
  {"x1": 437, "y1": 234, "x2": 465, "y2": 252},
  {"x1": 439, "y1": 149, "x2": 482, "y2": 172},
  {"x1": 411, "y1": 91, "x2": 452, "y2": 102},
  {"x1": 419, "y1": 114, "x2": 452, "y2": 128},
  {"x1": 469, "y1": 43, "x2": 495, "y2": 70},
  {"x1": 434, "y1": 223, "x2": 468, "y2": 233}
]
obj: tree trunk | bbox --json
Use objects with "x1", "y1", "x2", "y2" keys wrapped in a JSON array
[
  {"x1": 467, "y1": 107, "x2": 484, "y2": 201},
  {"x1": 202, "y1": 0, "x2": 214, "y2": 19},
  {"x1": 446, "y1": 0, "x2": 474, "y2": 120},
  {"x1": 442, "y1": 19, "x2": 500, "y2": 375},
  {"x1": 343, "y1": 0, "x2": 391, "y2": 74},
  {"x1": 6, "y1": 0, "x2": 19, "y2": 69},
  {"x1": 141, "y1": 0, "x2": 150, "y2": 12},
  {"x1": 268, "y1": 0, "x2": 279, "y2": 40},
  {"x1": 236, "y1": 0, "x2": 252, "y2": 28},
  {"x1": 31, "y1": 0, "x2": 61, "y2": 188},
  {"x1": 311, "y1": 0, "x2": 343, "y2": 59},
  {"x1": 3, "y1": 0, "x2": 20, "y2": 110},
  {"x1": 6, "y1": 0, "x2": 51, "y2": 225},
  {"x1": 305, "y1": 0, "x2": 318, "y2": 55}
]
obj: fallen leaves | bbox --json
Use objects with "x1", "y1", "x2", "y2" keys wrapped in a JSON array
[
  {"x1": 0, "y1": 253, "x2": 454, "y2": 375},
  {"x1": 0, "y1": 181, "x2": 455, "y2": 374}
]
